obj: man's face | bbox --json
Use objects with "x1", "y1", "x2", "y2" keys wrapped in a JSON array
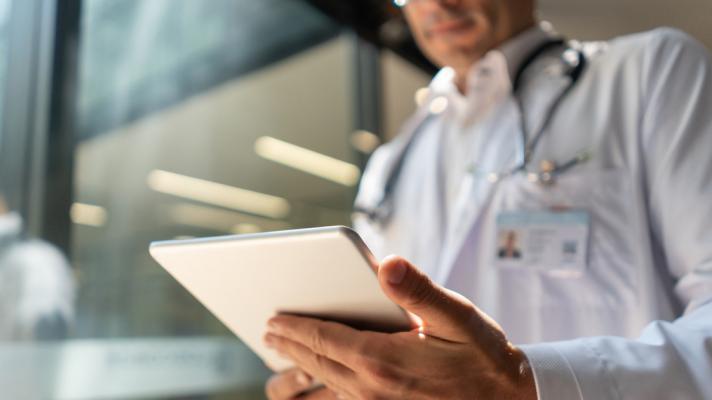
[{"x1": 402, "y1": 0, "x2": 534, "y2": 70}]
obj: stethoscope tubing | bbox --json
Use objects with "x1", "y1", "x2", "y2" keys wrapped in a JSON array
[{"x1": 355, "y1": 39, "x2": 588, "y2": 225}]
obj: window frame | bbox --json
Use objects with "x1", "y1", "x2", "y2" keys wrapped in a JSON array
[{"x1": 0, "y1": 0, "x2": 80, "y2": 251}]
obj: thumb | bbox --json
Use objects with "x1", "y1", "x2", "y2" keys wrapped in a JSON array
[{"x1": 378, "y1": 255, "x2": 481, "y2": 343}]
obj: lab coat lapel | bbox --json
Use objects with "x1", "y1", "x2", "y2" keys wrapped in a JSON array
[
  {"x1": 433, "y1": 104, "x2": 520, "y2": 284},
  {"x1": 435, "y1": 122, "x2": 519, "y2": 284}
]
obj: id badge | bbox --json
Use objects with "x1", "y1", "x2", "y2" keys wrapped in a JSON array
[{"x1": 495, "y1": 210, "x2": 590, "y2": 276}]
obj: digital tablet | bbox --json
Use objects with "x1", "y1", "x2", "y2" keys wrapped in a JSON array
[{"x1": 149, "y1": 226, "x2": 412, "y2": 371}]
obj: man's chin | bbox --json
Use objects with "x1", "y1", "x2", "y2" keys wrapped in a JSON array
[
  {"x1": 431, "y1": 42, "x2": 485, "y2": 65},
  {"x1": 431, "y1": 30, "x2": 487, "y2": 49}
]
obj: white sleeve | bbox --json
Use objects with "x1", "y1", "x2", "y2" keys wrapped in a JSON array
[{"x1": 521, "y1": 29, "x2": 712, "y2": 400}]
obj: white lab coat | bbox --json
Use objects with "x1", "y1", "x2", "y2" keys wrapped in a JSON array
[{"x1": 354, "y1": 27, "x2": 712, "y2": 399}]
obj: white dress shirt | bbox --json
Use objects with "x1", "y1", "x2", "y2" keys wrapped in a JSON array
[{"x1": 354, "y1": 23, "x2": 712, "y2": 399}]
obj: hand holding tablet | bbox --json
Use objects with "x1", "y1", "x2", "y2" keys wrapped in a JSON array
[
  {"x1": 151, "y1": 226, "x2": 537, "y2": 400},
  {"x1": 150, "y1": 226, "x2": 413, "y2": 371}
]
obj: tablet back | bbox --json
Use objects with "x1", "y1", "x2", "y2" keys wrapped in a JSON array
[{"x1": 149, "y1": 226, "x2": 411, "y2": 371}]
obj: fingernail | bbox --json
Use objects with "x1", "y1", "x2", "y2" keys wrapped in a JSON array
[
  {"x1": 295, "y1": 371, "x2": 311, "y2": 387},
  {"x1": 387, "y1": 261, "x2": 407, "y2": 285}
]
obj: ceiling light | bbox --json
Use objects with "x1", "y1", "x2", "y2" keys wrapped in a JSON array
[
  {"x1": 350, "y1": 130, "x2": 381, "y2": 154},
  {"x1": 70, "y1": 203, "x2": 107, "y2": 227},
  {"x1": 148, "y1": 170, "x2": 290, "y2": 219},
  {"x1": 254, "y1": 136, "x2": 361, "y2": 187},
  {"x1": 415, "y1": 87, "x2": 429, "y2": 106},
  {"x1": 232, "y1": 223, "x2": 262, "y2": 234}
]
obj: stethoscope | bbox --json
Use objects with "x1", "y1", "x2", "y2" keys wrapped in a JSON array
[{"x1": 354, "y1": 39, "x2": 589, "y2": 226}]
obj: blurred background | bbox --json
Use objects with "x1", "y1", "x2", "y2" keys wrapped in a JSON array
[{"x1": 0, "y1": 0, "x2": 710, "y2": 398}]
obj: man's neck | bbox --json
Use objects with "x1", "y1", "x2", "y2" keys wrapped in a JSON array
[{"x1": 453, "y1": 66, "x2": 470, "y2": 94}]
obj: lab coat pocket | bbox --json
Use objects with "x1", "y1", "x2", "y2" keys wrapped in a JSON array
[{"x1": 493, "y1": 168, "x2": 638, "y2": 310}]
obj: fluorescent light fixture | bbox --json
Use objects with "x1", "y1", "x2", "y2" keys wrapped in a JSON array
[
  {"x1": 414, "y1": 87, "x2": 430, "y2": 106},
  {"x1": 70, "y1": 203, "x2": 107, "y2": 227},
  {"x1": 232, "y1": 223, "x2": 262, "y2": 234},
  {"x1": 254, "y1": 136, "x2": 361, "y2": 187},
  {"x1": 148, "y1": 170, "x2": 290, "y2": 219},
  {"x1": 350, "y1": 130, "x2": 381, "y2": 154}
]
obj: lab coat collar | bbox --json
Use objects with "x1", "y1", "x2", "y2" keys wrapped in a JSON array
[
  {"x1": 428, "y1": 22, "x2": 560, "y2": 95},
  {"x1": 425, "y1": 22, "x2": 559, "y2": 125},
  {"x1": 498, "y1": 21, "x2": 561, "y2": 83}
]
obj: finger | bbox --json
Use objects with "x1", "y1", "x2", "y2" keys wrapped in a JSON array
[
  {"x1": 265, "y1": 368, "x2": 313, "y2": 400},
  {"x1": 267, "y1": 315, "x2": 371, "y2": 370},
  {"x1": 265, "y1": 333, "x2": 357, "y2": 398},
  {"x1": 298, "y1": 387, "x2": 340, "y2": 400},
  {"x1": 377, "y1": 255, "x2": 481, "y2": 342}
]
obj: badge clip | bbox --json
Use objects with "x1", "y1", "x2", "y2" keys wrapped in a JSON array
[{"x1": 527, "y1": 160, "x2": 557, "y2": 186}]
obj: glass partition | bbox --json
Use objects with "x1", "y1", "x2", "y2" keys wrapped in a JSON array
[
  {"x1": 0, "y1": 0, "x2": 432, "y2": 398},
  {"x1": 70, "y1": 0, "x2": 358, "y2": 398}
]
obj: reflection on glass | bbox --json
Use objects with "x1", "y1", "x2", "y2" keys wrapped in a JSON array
[
  {"x1": 147, "y1": 169, "x2": 292, "y2": 219},
  {"x1": 350, "y1": 130, "x2": 381, "y2": 154},
  {"x1": 70, "y1": 203, "x2": 108, "y2": 227},
  {"x1": 254, "y1": 136, "x2": 362, "y2": 187}
]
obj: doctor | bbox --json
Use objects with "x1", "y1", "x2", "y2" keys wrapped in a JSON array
[{"x1": 265, "y1": 0, "x2": 712, "y2": 398}]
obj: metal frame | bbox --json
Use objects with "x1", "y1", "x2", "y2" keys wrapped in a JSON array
[
  {"x1": 0, "y1": 0, "x2": 45, "y2": 221},
  {"x1": 0, "y1": 0, "x2": 80, "y2": 251},
  {"x1": 352, "y1": 32, "x2": 383, "y2": 140}
]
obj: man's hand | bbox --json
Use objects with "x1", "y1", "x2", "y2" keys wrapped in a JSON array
[
  {"x1": 263, "y1": 255, "x2": 537, "y2": 400},
  {"x1": 265, "y1": 367, "x2": 339, "y2": 400}
]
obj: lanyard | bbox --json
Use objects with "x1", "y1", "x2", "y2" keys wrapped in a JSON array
[{"x1": 355, "y1": 39, "x2": 587, "y2": 225}]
